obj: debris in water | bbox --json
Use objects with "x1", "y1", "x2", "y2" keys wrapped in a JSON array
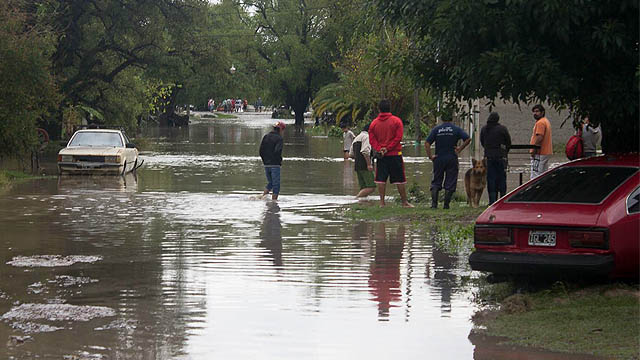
[
  {"x1": 7, "y1": 335, "x2": 33, "y2": 346},
  {"x1": 7, "y1": 255, "x2": 103, "y2": 268},
  {"x1": 52, "y1": 275, "x2": 99, "y2": 287},
  {"x1": 1, "y1": 303, "x2": 116, "y2": 322},
  {"x1": 11, "y1": 321, "x2": 64, "y2": 333}
]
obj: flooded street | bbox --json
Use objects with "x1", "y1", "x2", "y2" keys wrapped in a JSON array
[{"x1": 0, "y1": 113, "x2": 581, "y2": 359}]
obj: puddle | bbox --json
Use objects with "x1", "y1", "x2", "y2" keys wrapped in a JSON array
[
  {"x1": 7, "y1": 255, "x2": 103, "y2": 267},
  {"x1": 2, "y1": 303, "x2": 116, "y2": 322}
]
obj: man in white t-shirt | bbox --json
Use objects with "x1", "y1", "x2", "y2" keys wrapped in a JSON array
[{"x1": 341, "y1": 124, "x2": 355, "y2": 160}]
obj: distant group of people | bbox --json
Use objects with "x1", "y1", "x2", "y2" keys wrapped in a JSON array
[
  {"x1": 259, "y1": 100, "x2": 601, "y2": 207},
  {"x1": 207, "y1": 97, "x2": 266, "y2": 113},
  {"x1": 220, "y1": 98, "x2": 248, "y2": 113}
]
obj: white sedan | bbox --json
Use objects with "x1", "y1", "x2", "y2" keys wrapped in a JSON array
[{"x1": 57, "y1": 129, "x2": 139, "y2": 175}]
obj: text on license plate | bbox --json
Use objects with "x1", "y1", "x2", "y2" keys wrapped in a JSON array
[{"x1": 528, "y1": 231, "x2": 556, "y2": 247}]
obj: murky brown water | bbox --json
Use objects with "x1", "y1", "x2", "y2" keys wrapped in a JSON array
[{"x1": 0, "y1": 113, "x2": 589, "y2": 359}]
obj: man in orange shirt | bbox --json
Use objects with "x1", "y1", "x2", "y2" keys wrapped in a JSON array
[{"x1": 530, "y1": 104, "x2": 553, "y2": 179}]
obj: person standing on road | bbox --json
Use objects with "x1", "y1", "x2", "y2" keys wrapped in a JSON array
[
  {"x1": 369, "y1": 99, "x2": 413, "y2": 208},
  {"x1": 341, "y1": 124, "x2": 355, "y2": 160},
  {"x1": 581, "y1": 115, "x2": 601, "y2": 157},
  {"x1": 259, "y1": 121, "x2": 286, "y2": 200},
  {"x1": 425, "y1": 112, "x2": 471, "y2": 209},
  {"x1": 480, "y1": 112, "x2": 512, "y2": 205},
  {"x1": 530, "y1": 104, "x2": 552, "y2": 179},
  {"x1": 349, "y1": 123, "x2": 376, "y2": 198}
]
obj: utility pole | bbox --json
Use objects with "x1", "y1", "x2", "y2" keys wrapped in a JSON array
[
  {"x1": 414, "y1": 89, "x2": 420, "y2": 143},
  {"x1": 473, "y1": 99, "x2": 481, "y2": 158}
]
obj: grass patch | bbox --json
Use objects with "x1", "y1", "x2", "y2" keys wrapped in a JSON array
[
  {"x1": 473, "y1": 280, "x2": 640, "y2": 359},
  {"x1": 0, "y1": 170, "x2": 46, "y2": 189},
  {"x1": 213, "y1": 112, "x2": 237, "y2": 119},
  {"x1": 345, "y1": 201, "x2": 484, "y2": 223},
  {"x1": 434, "y1": 221, "x2": 474, "y2": 254}
]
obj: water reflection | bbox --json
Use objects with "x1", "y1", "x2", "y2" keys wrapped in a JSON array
[
  {"x1": 259, "y1": 202, "x2": 283, "y2": 267},
  {"x1": 57, "y1": 172, "x2": 138, "y2": 192},
  {"x1": 432, "y1": 246, "x2": 457, "y2": 315},
  {"x1": 369, "y1": 223, "x2": 405, "y2": 320},
  {"x1": 0, "y1": 113, "x2": 578, "y2": 359}
]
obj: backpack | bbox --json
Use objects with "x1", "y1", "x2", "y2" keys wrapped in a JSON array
[{"x1": 565, "y1": 128, "x2": 583, "y2": 160}]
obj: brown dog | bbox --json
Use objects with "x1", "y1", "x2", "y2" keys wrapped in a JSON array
[{"x1": 465, "y1": 158, "x2": 487, "y2": 208}]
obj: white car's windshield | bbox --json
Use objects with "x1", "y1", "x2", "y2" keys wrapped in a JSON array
[{"x1": 69, "y1": 132, "x2": 123, "y2": 147}]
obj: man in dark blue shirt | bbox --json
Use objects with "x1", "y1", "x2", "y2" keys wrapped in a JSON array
[{"x1": 425, "y1": 114, "x2": 471, "y2": 209}]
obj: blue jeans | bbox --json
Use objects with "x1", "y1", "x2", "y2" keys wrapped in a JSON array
[{"x1": 264, "y1": 166, "x2": 281, "y2": 195}]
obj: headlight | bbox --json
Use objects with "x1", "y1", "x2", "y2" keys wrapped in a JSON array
[
  {"x1": 59, "y1": 155, "x2": 73, "y2": 162},
  {"x1": 104, "y1": 155, "x2": 121, "y2": 163}
]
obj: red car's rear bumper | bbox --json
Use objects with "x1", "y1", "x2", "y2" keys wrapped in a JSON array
[{"x1": 469, "y1": 251, "x2": 615, "y2": 276}]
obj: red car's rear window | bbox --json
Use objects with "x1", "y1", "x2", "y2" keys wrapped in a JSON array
[{"x1": 508, "y1": 166, "x2": 638, "y2": 204}]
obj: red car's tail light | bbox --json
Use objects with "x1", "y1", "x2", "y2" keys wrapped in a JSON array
[
  {"x1": 568, "y1": 230, "x2": 608, "y2": 249},
  {"x1": 475, "y1": 227, "x2": 512, "y2": 245}
]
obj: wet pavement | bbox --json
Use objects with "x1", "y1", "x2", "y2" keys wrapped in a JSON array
[{"x1": 0, "y1": 112, "x2": 588, "y2": 359}]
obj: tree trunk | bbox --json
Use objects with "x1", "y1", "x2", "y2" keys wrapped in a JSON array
[
  {"x1": 600, "y1": 110, "x2": 639, "y2": 154},
  {"x1": 292, "y1": 95, "x2": 309, "y2": 131}
]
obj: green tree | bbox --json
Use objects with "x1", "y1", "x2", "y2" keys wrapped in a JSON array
[
  {"x1": 375, "y1": 0, "x2": 639, "y2": 153},
  {"x1": 0, "y1": 1, "x2": 59, "y2": 159},
  {"x1": 46, "y1": 0, "x2": 213, "y2": 134},
  {"x1": 236, "y1": 0, "x2": 348, "y2": 128}
]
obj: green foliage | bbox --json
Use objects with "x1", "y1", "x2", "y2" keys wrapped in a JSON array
[
  {"x1": 407, "y1": 182, "x2": 428, "y2": 203},
  {"x1": 312, "y1": 83, "x2": 366, "y2": 126},
  {"x1": 0, "y1": 1, "x2": 60, "y2": 158},
  {"x1": 238, "y1": 0, "x2": 360, "y2": 126},
  {"x1": 434, "y1": 222, "x2": 474, "y2": 255},
  {"x1": 327, "y1": 126, "x2": 343, "y2": 138},
  {"x1": 376, "y1": 0, "x2": 639, "y2": 152},
  {"x1": 44, "y1": 0, "x2": 218, "y2": 131}
]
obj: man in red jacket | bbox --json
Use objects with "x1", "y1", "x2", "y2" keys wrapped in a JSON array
[{"x1": 369, "y1": 99, "x2": 413, "y2": 208}]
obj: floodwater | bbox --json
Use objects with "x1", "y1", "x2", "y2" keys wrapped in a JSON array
[{"x1": 0, "y1": 112, "x2": 590, "y2": 359}]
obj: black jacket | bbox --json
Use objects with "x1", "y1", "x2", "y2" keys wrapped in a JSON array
[
  {"x1": 480, "y1": 122, "x2": 511, "y2": 159},
  {"x1": 259, "y1": 131, "x2": 283, "y2": 166}
]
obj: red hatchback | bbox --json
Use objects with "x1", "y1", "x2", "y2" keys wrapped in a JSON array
[{"x1": 469, "y1": 153, "x2": 640, "y2": 279}]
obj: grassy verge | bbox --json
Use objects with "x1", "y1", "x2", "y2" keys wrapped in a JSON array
[
  {"x1": 344, "y1": 190, "x2": 484, "y2": 256},
  {"x1": 346, "y1": 200, "x2": 483, "y2": 223},
  {"x1": 472, "y1": 280, "x2": 640, "y2": 359},
  {"x1": 0, "y1": 170, "x2": 45, "y2": 189}
]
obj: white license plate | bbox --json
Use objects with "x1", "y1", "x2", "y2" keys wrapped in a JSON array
[{"x1": 528, "y1": 231, "x2": 556, "y2": 247}]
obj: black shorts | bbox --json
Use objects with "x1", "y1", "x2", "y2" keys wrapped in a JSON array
[{"x1": 375, "y1": 155, "x2": 406, "y2": 184}]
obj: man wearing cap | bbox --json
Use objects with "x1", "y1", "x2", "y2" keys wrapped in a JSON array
[{"x1": 260, "y1": 121, "x2": 286, "y2": 200}]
